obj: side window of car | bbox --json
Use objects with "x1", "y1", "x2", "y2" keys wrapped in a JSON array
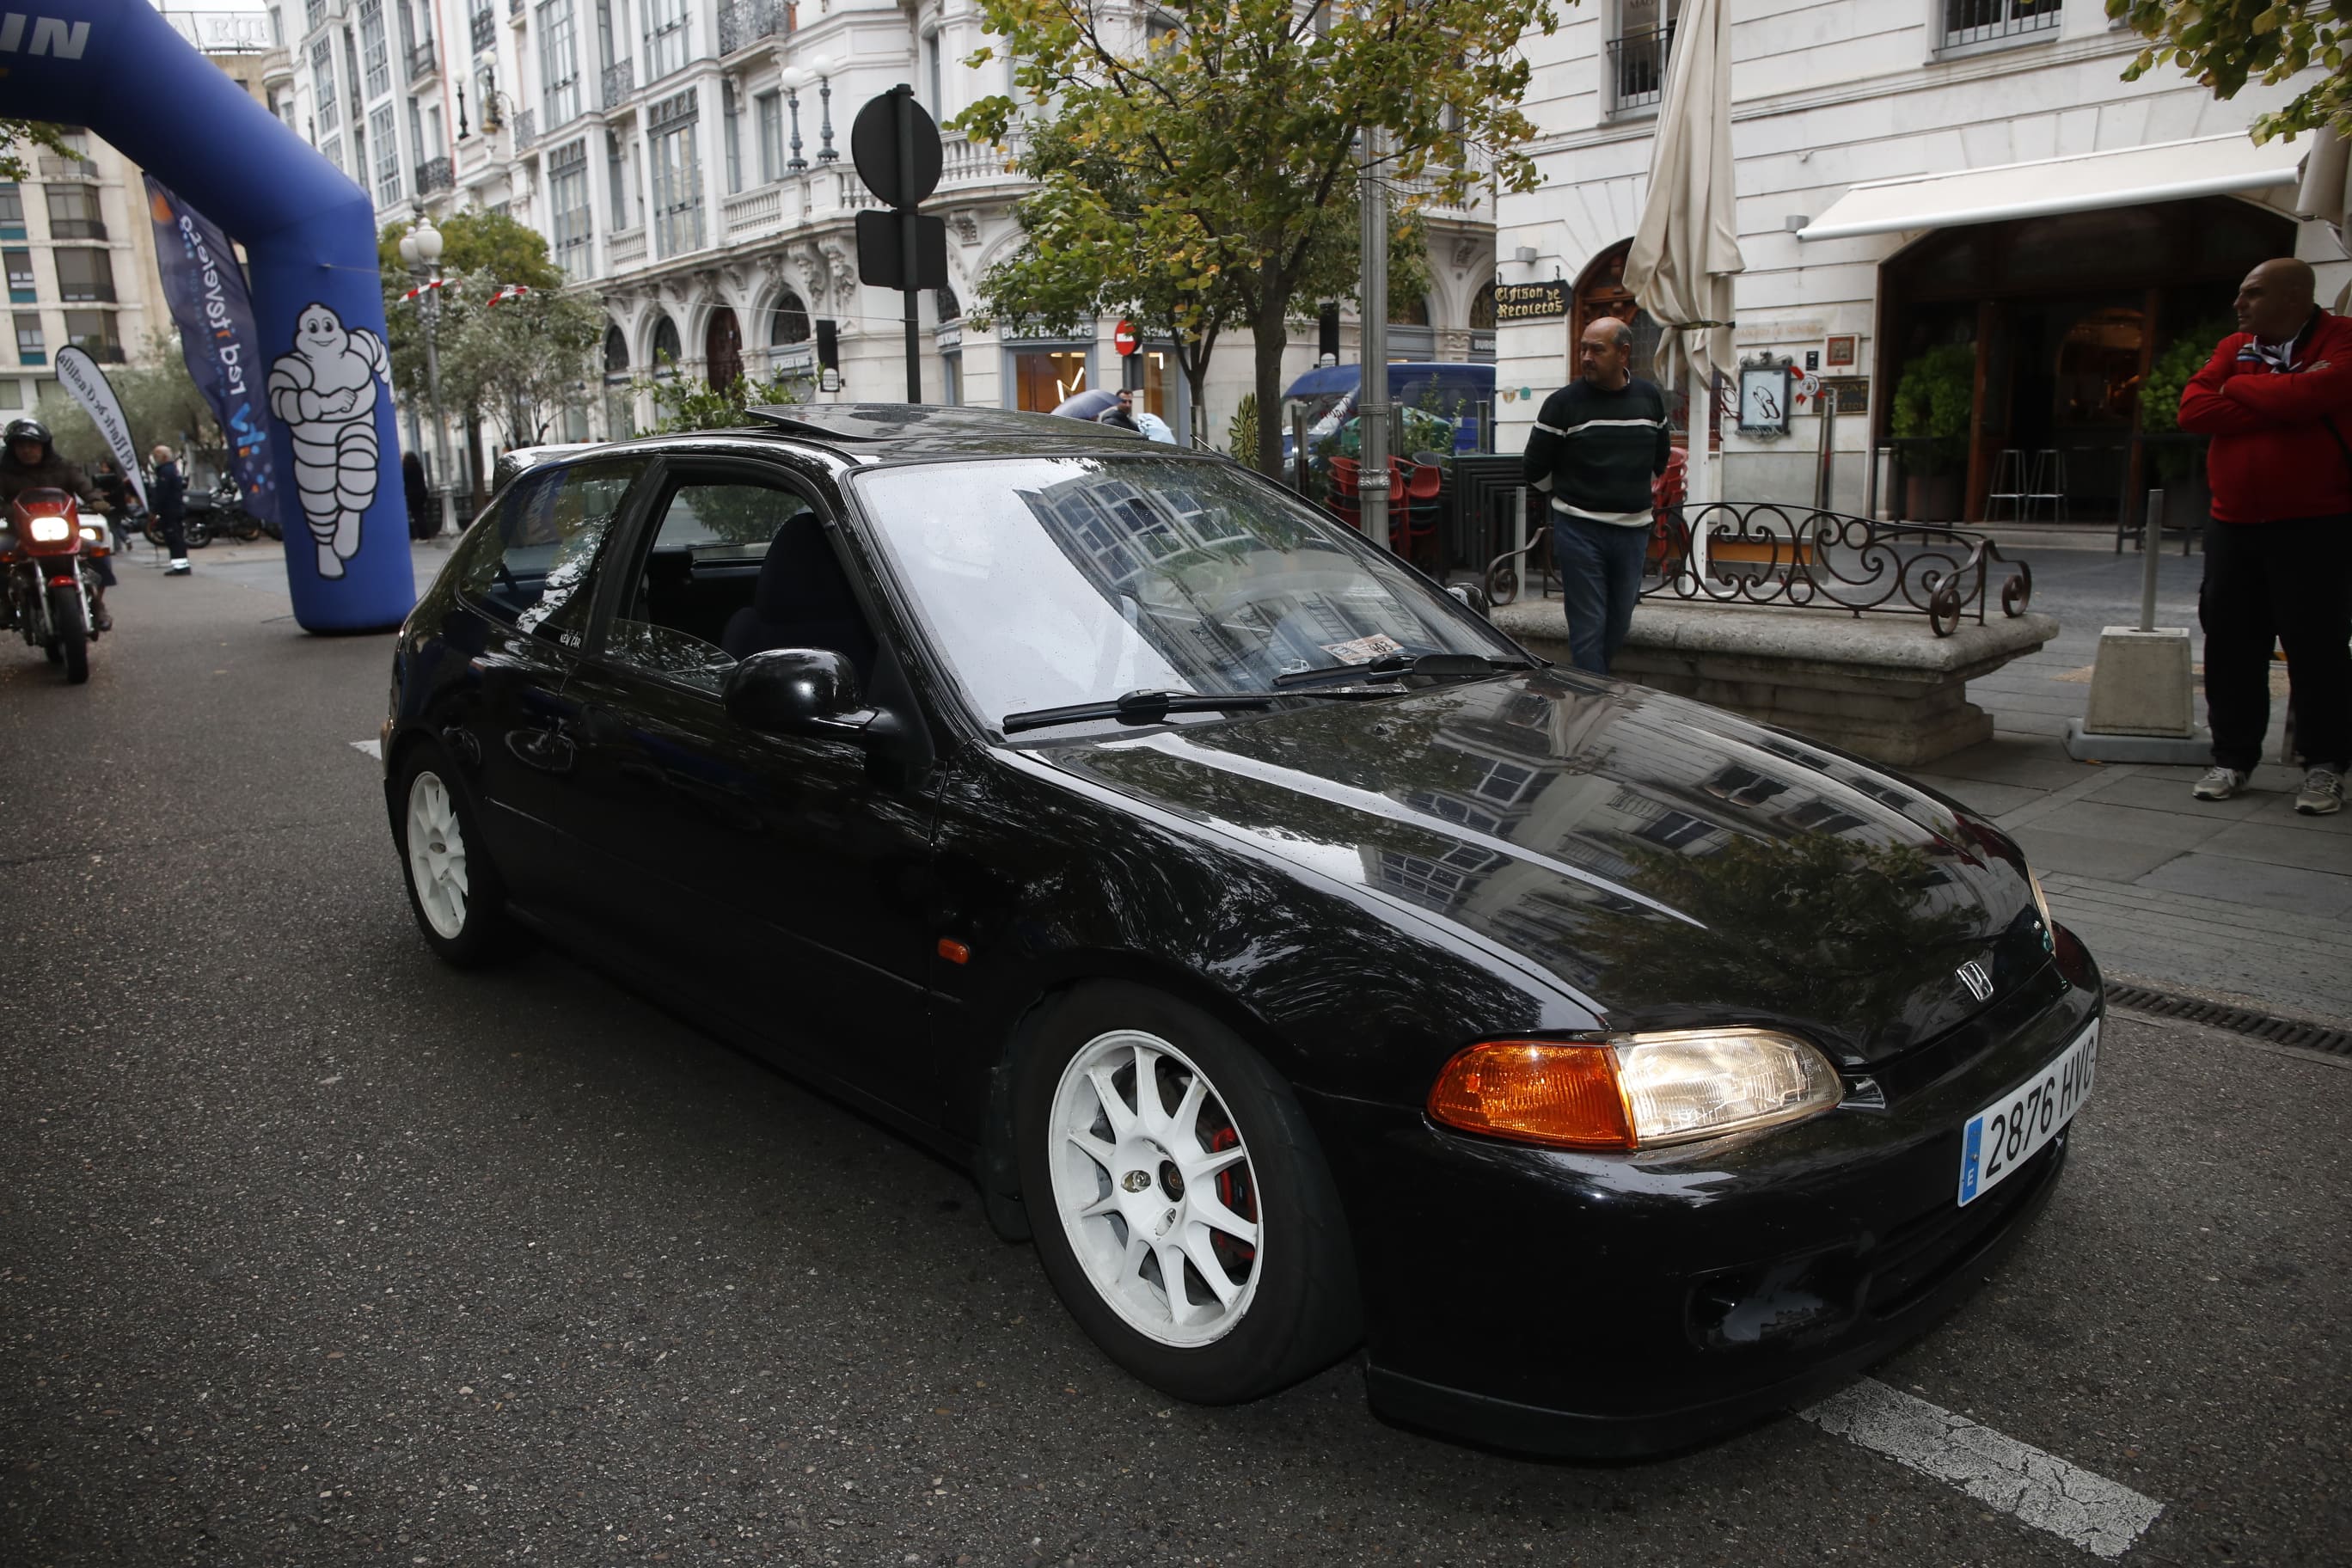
[
  {"x1": 453, "y1": 458, "x2": 646, "y2": 640},
  {"x1": 603, "y1": 478, "x2": 819, "y2": 695}
]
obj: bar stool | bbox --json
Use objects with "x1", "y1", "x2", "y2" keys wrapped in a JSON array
[
  {"x1": 2024, "y1": 449, "x2": 2067, "y2": 524},
  {"x1": 1985, "y1": 448, "x2": 2030, "y2": 522}
]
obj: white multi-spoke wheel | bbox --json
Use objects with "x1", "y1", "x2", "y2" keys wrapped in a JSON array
[
  {"x1": 1017, "y1": 983, "x2": 1361, "y2": 1405},
  {"x1": 1047, "y1": 1029, "x2": 1264, "y2": 1347},
  {"x1": 395, "y1": 744, "x2": 515, "y2": 966},
  {"x1": 406, "y1": 770, "x2": 470, "y2": 940}
]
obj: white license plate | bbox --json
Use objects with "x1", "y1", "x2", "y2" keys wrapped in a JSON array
[{"x1": 1956, "y1": 1018, "x2": 2099, "y2": 1206}]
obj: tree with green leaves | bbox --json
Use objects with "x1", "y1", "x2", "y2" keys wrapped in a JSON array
[
  {"x1": 632, "y1": 364, "x2": 811, "y2": 434},
  {"x1": 955, "y1": 0, "x2": 1554, "y2": 474},
  {"x1": 0, "y1": 119, "x2": 81, "y2": 181},
  {"x1": 2111, "y1": 0, "x2": 2352, "y2": 142}
]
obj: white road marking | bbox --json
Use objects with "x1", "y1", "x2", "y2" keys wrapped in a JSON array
[
  {"x1": 350, "y1": 739, "x2": 382, "y2": 760},
  {"x1": 1802, "y1": 1379, "x2": 2162, "y2": 1559}
]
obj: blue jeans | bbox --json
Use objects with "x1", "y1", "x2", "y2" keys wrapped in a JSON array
[{"x1": 1552, "y1": 514, "x2": 1648, "y2": 675}]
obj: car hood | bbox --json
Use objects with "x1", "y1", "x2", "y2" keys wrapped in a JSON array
[{"x1": 1031, "y1": 670, "x2": 2050, "y2": 1063}]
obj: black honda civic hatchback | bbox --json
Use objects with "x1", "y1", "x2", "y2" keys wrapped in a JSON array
[{"x1": 382, "y1": 404, "x2": 2101, "y2": 1457}]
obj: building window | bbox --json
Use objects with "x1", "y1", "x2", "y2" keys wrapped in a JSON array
[
  {"x1": 372, "y1": 103, "x2": 402, "y2": 204},
  {"x1": 43, "y1": 186, "x2": 107, "y2": 242},
  {"x1": 648, "y1": 313, "x2": 681, "y2": 374},
  {"x1": 1634, "y1": 810, "x2": 1714, "y2": 850},
  {"x1": 549, "y1": 139, "x2": 593, "y2": 276},
  {"x1": 769, "y1": 287, "x2": 810, "y2": 346},
  {"x1": 4, "y1": 249, "x2": 33, "y2": 303},
  {"x1": 606, "y1": 128, "x2": 630, "y2": 226},
  {"x1": 0, "y1": 184, "x2": 21, "y2": 240},
  {"x1": 1940, "y1": 0, "x2": 2060, "y2": 50},
  {"x1": 52, "y1": 249, "x2": 115, "y2": 303},
  {"x1": 312, "y1": 37, "x2": 340, "y2": 128},
  {"x1": 1608, "y1": 0, "x2": 1676, "y2": 114},
  {"x1": 922, "y1": 28, "x2": 941, "y2": 116},
  {"x1": 0, "y1": 379, "x2": 20, "y2": 408},
  {"x1": 540, "y1": 0, "x2": 583, "y2": 127},
  {"x1": 15, "y1": 312, "x2": 44, "y2": 365},
  {"x1": 359, "y1": 0, "x2": 390, "y2": 98},
  {"x1": 64, "y1": 310, "x2": 123, "y2": 363},
  {"x1": 307, "y1": 0, "x2": 325, "y2": 28},
  {"x1": 756, "y1": 89, "x2": 782, "y2": 182},
  {"x1": 322, "y1": 136, "x2": 344, "y2": 173},
  {"x1": 641, "y1": 0, "x2": 689, "y2": 82},
  {"x1": 646, "y1": 91, "x2": 703, "y2": 258},
  {"x1": 723, "y1": 78, "x2": 743, "y2": 194}
]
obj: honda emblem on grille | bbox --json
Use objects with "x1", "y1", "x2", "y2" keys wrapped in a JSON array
[{"x1": 1957, "y1": 961, "x2": 1994, "y2": 1002}]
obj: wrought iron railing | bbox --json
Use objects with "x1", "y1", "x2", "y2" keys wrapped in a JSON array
[
  {"x1": 1485, "y1": 503, "x2": 2034, "y2": 638},
  {"x1": 469, "y1": 8, "x2": 494, "y2": 52},
  {"x1": 1939, "y1": 0, "x2": 2060, "y2": 50},
  {"x1": 602, "y1": 59, "x2": 634, "y2": 109},
  {"x1": 407, "y1": 40, "x2": 436, "y2": 80},
  {"x1": 1608, "y1": 22, "x2": 1674, "y2": 113},
  {"x1": 717, "y1": 0, "x2": 789, "y2": 54},
  {"x1": 415, "y1": 156, "x2": 454, "y2": 194}
]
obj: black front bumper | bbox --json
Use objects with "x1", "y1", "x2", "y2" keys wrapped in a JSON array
[{"x1": 1302, "y1": 928, "x2": 2103, "y2": 1460}]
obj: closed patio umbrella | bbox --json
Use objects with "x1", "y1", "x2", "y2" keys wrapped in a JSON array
[
  {"x1": 2294, "y1": 126, "x2": 2352, "y2": 311},
  {"x1": 1625, "y1": 0, "x2": 1744, "y2": 579}
]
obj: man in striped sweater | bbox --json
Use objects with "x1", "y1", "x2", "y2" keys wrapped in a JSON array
[{"x1": 1521, "y1": 317, "x2": 1674, "y2": 674}]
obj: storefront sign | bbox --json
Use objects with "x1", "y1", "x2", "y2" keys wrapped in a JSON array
[
  {"x1": 1493, "y1": 280, "x2": 1568, "y2": 322},
  {"x1": 1818, "y1": 376, "x2": 1869, "y2": 413}
]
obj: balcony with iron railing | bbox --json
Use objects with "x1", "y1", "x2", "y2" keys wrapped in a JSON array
[
  {"x1": 717, "y1": 0, "x2": 790, "y2": 56},
  {"x1": 469, "y1": 8, "x2": 494, "y2": 52},
  {"x1": 602, "y1": 60, "x2": 635, "y2": 110},
  {"x1": 416, "y1": 155, "x2": 454, "y2": 194},
  {"x1": 1938, "y1": 0, "x2": 2061, "y2": 52},
  {"x1": 407, "y1": 39, "x2": 436, "y2": 81},
  {"x1": 1607, "y1": 22, "x2": 1674, "y2": 114}
]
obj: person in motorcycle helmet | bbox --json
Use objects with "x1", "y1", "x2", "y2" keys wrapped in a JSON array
[{"x1": 2, "y1": 418, "x2": 113, "y2": 630}]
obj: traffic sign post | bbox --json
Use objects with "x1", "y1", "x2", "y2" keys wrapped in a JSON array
[{"x1": 852, "y1": 85, "x2": 948, "y2": 403}]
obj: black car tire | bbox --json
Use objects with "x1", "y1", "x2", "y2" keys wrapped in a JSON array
[
  {"x1": 394, "y1": 744, "x2": 518, "y2": 967},
  {"x1": 1014, "y1": 982, "x2": 1360, "y2": 1405}
]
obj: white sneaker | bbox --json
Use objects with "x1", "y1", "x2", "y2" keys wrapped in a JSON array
[
  {"x1": 2297, "y1": 768, "x2": 2345, "y2": 816},
  {"x1": 2192, "y1": 766, "x2": 2249, "y2": 801},
  {"x1": 167, "y1": 560, "x2": 191, "y2": 576}
]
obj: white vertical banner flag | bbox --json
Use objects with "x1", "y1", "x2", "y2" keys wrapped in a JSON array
[{"x1": 53, "y1": 346, "x2": 149, "y2": 510}]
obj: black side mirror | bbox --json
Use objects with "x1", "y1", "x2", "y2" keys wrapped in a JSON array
[
  {"x1": 723, "y1": 647, "x2": 885, "y2": 735},
  {"x1": 1448, "y1": 583, "x2": 1491, "y2": 618}
]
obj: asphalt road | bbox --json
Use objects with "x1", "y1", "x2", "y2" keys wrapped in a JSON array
[{"x1": 3, "y1": 549, "x2": 2346, "y2": 1568}]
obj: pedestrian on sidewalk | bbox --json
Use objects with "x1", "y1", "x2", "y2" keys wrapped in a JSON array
[
  {"x1": 1098, "y1": 389, "x2": 1141, "y2": 432},
  {"x1": 93, "y1": 456, "x2": 132, "y2": 554},
  {"x1": 2176, "y1": 256, "x2": 2350, "y2": 816},
  {"x1": 1521, "y1": 316, "x2": 1672, "y2": 675},
  {"x1": 150, "y1": 444, "x2": 191, "y2": 577}
]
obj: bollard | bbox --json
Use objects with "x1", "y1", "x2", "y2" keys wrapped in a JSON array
[{"x1": 2141, "y1": 488, "x2": 2163, "y2": 634}]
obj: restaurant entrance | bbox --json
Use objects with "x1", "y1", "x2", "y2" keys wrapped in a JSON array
[{"x1": 1876, "y1": 195, "x2": 2294, "y2": 524}]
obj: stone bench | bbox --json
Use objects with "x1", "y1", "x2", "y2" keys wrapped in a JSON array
[{"x1": 1491, "y1": 597, "x2": 2060, "y2": 769}]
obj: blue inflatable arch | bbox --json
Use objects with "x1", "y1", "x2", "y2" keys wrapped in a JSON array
[{"x1": 1, "y1": 0, "x2": 413, "y2": 631}]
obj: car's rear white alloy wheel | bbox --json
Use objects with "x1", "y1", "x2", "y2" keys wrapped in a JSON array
[
  {"x1": 1046, "y1": 1028, "x2": 1262, "y2": 1348},
  {"x1": 405, "y1": 769, "x2": 470, "y2": 940}
]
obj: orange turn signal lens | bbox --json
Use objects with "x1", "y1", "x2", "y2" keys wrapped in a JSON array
[{"x1": 1426, "y1": 1041, "x2": 1635, "y2": 1151}]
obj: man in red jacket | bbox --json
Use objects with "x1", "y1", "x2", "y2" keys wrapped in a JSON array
[{"x1": 2176, "y1": 256, "x2": 2350, "y2": 815}]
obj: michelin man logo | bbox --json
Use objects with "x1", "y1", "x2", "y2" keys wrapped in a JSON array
[{"x1": 268, "y1": 303, "x2": 389, "y2": 579}]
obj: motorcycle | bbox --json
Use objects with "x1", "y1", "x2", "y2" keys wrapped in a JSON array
[
  {"x1": 206, "y1": 474, "x2": 265, "y2": 542},
  {"x1": 143, "y1": 491, "x2": 213, "y2": 550},
  {"x1": 3, "y1": 488, "x2": 109, "y2": 684}
]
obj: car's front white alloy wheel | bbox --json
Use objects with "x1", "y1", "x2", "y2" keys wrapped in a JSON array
[
  {"x1": 406, "y1": 769, "x2": 470, "y2": 940},
  {"x1": 1047, "y1": 1028, "x2": 1262, "y2": 1348}
]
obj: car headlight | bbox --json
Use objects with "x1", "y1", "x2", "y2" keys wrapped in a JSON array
[
  {"x1": 1428, "y1": 1029, "x2": 1843, "y2": 1151},
  {"x1": 28, "y1": 517, "x2": 70, "y2": 542}
]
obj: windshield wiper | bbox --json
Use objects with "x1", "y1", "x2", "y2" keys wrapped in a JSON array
[
  {"x1": 1272, "y1": 652, "x2": 1536, "y2": 689},
  {"x1": 1001, "y1": 686, "x2": 1381, "y2": 736}
]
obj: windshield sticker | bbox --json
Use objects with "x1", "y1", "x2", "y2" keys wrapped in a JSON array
[{"x1": 1320, "y1": 632, "x2": 1406, "y2": 665}]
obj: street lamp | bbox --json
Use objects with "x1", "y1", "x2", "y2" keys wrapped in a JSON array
[
  {"x1": 779, "y1": 64, "x2": 811, "y2": 172},
  {"x1": 805, "y1": 52, "x2": 839, "y2": 162},
  {"x1": 396, "y1": 216, "x2": 461, "y2": 539}
]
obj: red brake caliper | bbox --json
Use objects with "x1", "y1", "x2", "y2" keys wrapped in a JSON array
[{"x1": 1207, "y1": 1125, "x2": 1257, "y2": 1277}]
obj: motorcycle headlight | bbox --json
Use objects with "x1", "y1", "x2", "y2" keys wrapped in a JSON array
[
  {"x1": 1429, "y1": 1029, "x2": 1843, "y2": 1151},
  {"x1": 78, "y1": 524, "x2": 102, "y2": 542},
  {"x1": 28, "y1": 517, "x2": 70, "y2": 542}
]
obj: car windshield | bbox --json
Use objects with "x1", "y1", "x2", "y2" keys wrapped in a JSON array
[{"x1": 854, "y1": 455, "x2": 1522, "y2": 730}]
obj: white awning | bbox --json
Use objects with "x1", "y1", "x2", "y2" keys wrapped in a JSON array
[{"x1": 1798, "y1": 134, "x2": 2307, "y2": 242}]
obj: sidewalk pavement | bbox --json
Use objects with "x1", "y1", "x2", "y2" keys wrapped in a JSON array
[
  {"x1": 134, "y1": 532, "x2": 2351, "y2": 1024},
  {"x1": 1907, "y1": 542, "x2": 2350, "y2": 1026}
]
